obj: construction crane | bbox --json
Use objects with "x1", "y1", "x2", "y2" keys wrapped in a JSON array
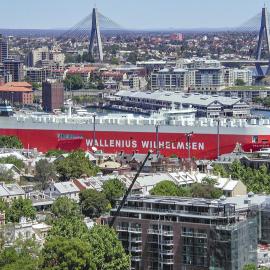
[{"x1": 109, "y1": 150, "x2": 152, "y2": 228}]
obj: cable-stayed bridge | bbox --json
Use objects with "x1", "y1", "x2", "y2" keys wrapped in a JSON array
[{"x1": 60, "y1": 9, "x2": 123, "y2": 40}]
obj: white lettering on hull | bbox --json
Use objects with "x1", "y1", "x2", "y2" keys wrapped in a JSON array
[{"x1": 86, "y1": 139, "x2": 205, "y2": 151}]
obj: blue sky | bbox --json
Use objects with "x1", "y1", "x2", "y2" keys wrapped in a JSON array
[{"x1": 0, "y1": 0, "x2": 267, "y2": 29}]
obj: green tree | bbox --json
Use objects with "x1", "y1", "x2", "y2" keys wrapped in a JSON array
[
  {"x1": 0, "y1": 156, "x2": 25, "y2": 170},
  {"x1": 31, "y1": 82, "x2": 41, "y2": 90},
  {"x1": 102, "y1": 179, "x2": 125, "y2": 207},
  {"x1": 89, "y1": 225, "x2": 130, "y2": 270},
  {"x1": 243, "y1": 264, "x2": 257, "y2": 270},
  {"x1": 35, "y1": 159, "x2": 57, "y2": 189},
  {"x1": 41, "y1": 237, "x2": 95, "y2": 270},
  {"x1": 79, "y1": 189, "x2": 110, "y2": 218},
  {"x1": 235, "y1": 78, "x2": 246, "y2": 86},
  {"x1": 201, "y1": 177, "x2": 218, "y2": 186},
  {"x1": 51, "y1": 196, "x2": 81, "y2": 219},
  {"x1": 111, "y1": 57, "x2": 119, "y2": 65},
  {"x1": 150, "y1": 180, "x2": 182, "y2": 196},
  {"x1": 213, "y1": 161, "x2": 270, "y2": 194},
  {"x1": 213, "y1": 164, "x2": 228, "y2": 177},
  {"x1": 64, "y1": 74, "x2": 84, "y2": 90},
  {"x1": 0, "y1": 136, "x2": 23, "y2": 149},
  {"x1": 228, "y1": 161, "x2": 245, "y2": 180},
  {"x1": 0, "y1": 239, "x2": 40, "y2": 270},
  {"x1": 55, "y1": 150, "x2": 99, "y2": 181},
  {"x1": 190, "y1": 183, "x2": 223, "y2": 199},
  {"x1": 48, "y1": 217, "x2": 88, "y2": 240},
  {"x1": 45, "y1": 149, "x2": 65, "y2": 158},
  {"x1": 127, "y1": 52, "x2": 138, "y2": 64},
  {"x1": 0, "y1": 169, "x2": 15, "y2": 183},
  {"x1": 150, "y1": 180, "x2": 179, "y2": 196},
  {"x1": 6, "y1": 198, "x2": 36, "y2": 223}
]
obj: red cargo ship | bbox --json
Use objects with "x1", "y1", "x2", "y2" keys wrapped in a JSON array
[{"x1": 0, "y1": 105, "x2": 269, "y2": 159}]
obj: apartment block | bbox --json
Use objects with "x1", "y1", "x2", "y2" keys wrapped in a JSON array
[{"x1": 106, "y1": 195, "x2": 258, "y2": 270}]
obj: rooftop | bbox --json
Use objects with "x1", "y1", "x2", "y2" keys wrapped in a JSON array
[
  {"x1": 224, "y1": 86, "x2": 270, "y2": 91},
  {"x1": 116, "y1": 90, "x2": 245, "y2": 107},
  {"x1": 0, "y1": 82, "x2": 33, "y2": 93}
]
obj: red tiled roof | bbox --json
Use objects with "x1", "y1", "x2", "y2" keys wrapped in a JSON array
[
  {"x1": 67, "y1": 67, "x2": 97, "y2": 74},
  {"x1": 0, "y1": 82, "x2": 33, "y2": 92}
]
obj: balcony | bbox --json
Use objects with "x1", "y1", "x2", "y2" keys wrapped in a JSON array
[
  {"x1": 119, "y1": 206, "x2": 231, "y2": 218},
  {"x1": 116, "y1": 226, "x2": 129, "y2": 232},
  {"x1": 181, "y1": 232, "x2": 207, "y2": 238},
  {"x1": 148, "y1": 229, "x2": 159, "y2": 234},
  {"x1": 161, "y1": 259, "x2": 174, "y2": 264},
  {"x1": 162, "y1": 231, "x2": 174, "y2": 236},
  {"x1": 130, "y1": 247, "x2": 142, "y2": 252},
  {"x1": 131, "y1": 237, "x2": 142, "y2": 243},
  {"x1": 131, "y1": 256, "x2": 142, "y2": 262},
  {"x1": 161, "y1": 240, "x2": 174, "y2": 245},
  {"x1": 147, "y1": 229, "x2": 173, "y2": 236},
  {"x1": 161, "y1": 249, "x2": 174, "y2": 255},
  {"x1": 129, "y1": 227, "x2": 142, "y2": 233}
]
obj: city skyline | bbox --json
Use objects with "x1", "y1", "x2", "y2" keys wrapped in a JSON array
[{"x1": 0, "y1": 0, "x2": 267, "y2": 30}]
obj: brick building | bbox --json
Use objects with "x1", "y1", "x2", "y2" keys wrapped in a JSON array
[
  {"x1": 42, "y1": 81, "x2": 64, "y2": 112},
  {"x1": 0, "y1": 82, "x2": 33, "y2": 105}
]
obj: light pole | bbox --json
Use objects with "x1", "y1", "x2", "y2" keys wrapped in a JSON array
[
  {"x1": 185, "y1": 132, "x2": 193, "y2": 161},
  {"x1": 11, "y1": 92, "x2": 14, "y2": 107},
  {"x1": 155, "y1": 123, "x2": 159, "y2": 155},
  {"x1": 217, "y1": 119, "x2": 220, "y2": 160},
  {"x1": 93, "y1": 113, "x2": 97, "y2": 147}
]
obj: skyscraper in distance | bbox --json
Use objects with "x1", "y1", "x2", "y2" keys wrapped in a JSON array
[{"x1": 0, "y1": 34, "x2": 8, "y2": 64}]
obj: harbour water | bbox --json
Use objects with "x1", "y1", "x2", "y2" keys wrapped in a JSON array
[{"x1": 251, "y1": 110, "x2": 270, "y2": 118}]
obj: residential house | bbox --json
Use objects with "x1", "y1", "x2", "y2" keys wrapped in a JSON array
[
  {"x1": 0, "y1": 164, "x2": 21, "y2": 181},
  {"x1": 0, "y1": 182, "x2": 25, "y2": 201},
  {"x1": 44, "y1": 181, "x2": 80, "y2": 202}
]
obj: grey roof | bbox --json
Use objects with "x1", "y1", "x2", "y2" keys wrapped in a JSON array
[
  {"x1": 0, "y1": 183, "x2": 25, "y2": 197},
  {"x1": 224, "y1": 194, "x2": 269, "y2": 210},
  {"x1": 121, "y1": 194, "x2": 270, "y2": 211},
  {"x1": 54, "y1": 182, "x2": 80, "y2": 194},
  {"x1": 136, "y1": 173, "x2": 175, "y2": 187},
  {"x1": 0, "y1": 164, "x2": 21, "y2": 173},
  {"x1": 116, "y1": 90, "x2": 244, "y2": 107}
]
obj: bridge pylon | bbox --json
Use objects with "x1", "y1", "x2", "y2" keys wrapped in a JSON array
[
  {"x1": 89, "y1": 8, "x2": 104, "y2": 62},
  {"x1": 255, "y1": 7, "x2": 270, "y2": 76}
]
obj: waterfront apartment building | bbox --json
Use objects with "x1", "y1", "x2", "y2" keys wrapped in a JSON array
[
  {"x1": 194, "y1": 67, "x2": 225, "y2": 91},
  {"x1": 224, "y1": 68, "x2": 253, "y2": 87},
  {"x1": 176, "y1": 58, "x2": 221, "y2": 70},
  {"x1": 42, "y1": 80, "x2": 64, "y2": 112},
  {"x1": 149, "y1": 58, "x2": 253, "y2": 93},
  {"x1": 106, "y1": 195, "x2": 257, "y2": 270},
  {"x1": 151, "y1": 68, "x2": 189, "y2": 91}
]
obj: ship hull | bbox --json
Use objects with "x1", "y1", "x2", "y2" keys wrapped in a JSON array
[{"x1": 0, "y1": 127, "x2": 269, "y2": 159}]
